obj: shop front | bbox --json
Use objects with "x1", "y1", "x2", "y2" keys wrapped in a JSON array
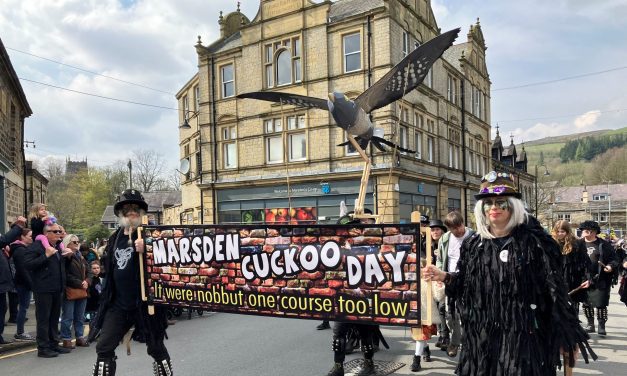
[
  {"x1": 398, "y1": 179, "x2": 438, "y2": 223},
  {"x1": 216, "y1": 179, "x2": 374, "y2": 224}
]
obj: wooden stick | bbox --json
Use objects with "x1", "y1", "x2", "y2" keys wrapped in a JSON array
[
  {"x1": 563, "y1": 352, "x2": 574, "y2": 376},
  {"x1": 347, "y1": 134, "x2": 371, "y2": 216},
  {"x1": 137, "y1": 215, "x2": 154, "y2": 315},
  {"x1": 412, "y1": 211, "x2": 432, "y2": 326}
]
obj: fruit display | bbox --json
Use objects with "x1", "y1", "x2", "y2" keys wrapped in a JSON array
[
  {"x1": 241, "y1": 209, "x2": 265, "y2": 223},
  {"x1": 264, "y1": 207, "x2": 317, "y2": 224}
]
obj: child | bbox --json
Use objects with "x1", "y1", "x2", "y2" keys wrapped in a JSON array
[
  {"x1": 29, "y1": 203, "x2": 65, "y2": 255},
  {"x1": 85, "y1": 261, "x2": 103, "y2": 324},
  {"x1": 410, "y1": 259, "x2": 446, "y2": 372}
]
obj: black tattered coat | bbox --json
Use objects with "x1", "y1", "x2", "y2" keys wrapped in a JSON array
[{"x1": 448, "y1": 217, "x2": 595, "y2": 376}]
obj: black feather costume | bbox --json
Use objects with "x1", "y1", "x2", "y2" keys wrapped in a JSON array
[
  {"x1": 447, "y1": 216, "x2": 596, "y2": 375},
  {"x1": 559, "y1": 240, "x2": 591, "y2": 303}
]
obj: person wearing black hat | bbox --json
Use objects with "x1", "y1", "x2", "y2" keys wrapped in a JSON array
[
  {"x1": 422, "y1": 171, "x2": 596, "y2": 375},
  {"x1": 90, "y1": 189, "x2": 173, "y2": 376},
  {"x1": 577, "y1": 220, "x2": 618, "y2": 336}
]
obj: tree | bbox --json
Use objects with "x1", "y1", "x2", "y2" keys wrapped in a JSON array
[
  {"x1": 131, "y1": 149, "x2": 167, "y2": 192},
  {"x1": 538, "y1": 151, "x2": 545, "y2": 166},
  {"x1": 84, "y1": 224, "x2": 112, "y2": 245}
]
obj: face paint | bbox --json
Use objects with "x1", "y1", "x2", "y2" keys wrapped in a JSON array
[{"x1": 482, "y1": 198, "x2": 509, "y2": 212}]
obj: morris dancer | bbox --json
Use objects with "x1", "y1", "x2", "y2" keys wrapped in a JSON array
[
  {"x1": 90, "y1": 189, "x2": 172, "y2": 376},
  {"x1": 422, "y1": 171, "x2": 596, "y2": 375}
]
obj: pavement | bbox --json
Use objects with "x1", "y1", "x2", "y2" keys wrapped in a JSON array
[{"x1": 1, "y1": 287, "x2": 626, "y2": 375}]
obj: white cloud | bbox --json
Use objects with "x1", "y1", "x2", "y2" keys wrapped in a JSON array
[{"x1": 574, "y1": 110, "x2": 601, "y2": 129}]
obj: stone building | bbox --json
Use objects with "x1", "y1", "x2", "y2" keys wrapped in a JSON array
[
  {"x1": 0, "y1": 38, "x2": 32, "y2": 230},
  {"x1": 25, "y1": 160, "x2": 48, "y2": 210},
  {"x1": 176, "y1": 0, "x2": 493, "y2": 225},
  {"x1": 490, "y1": 126, "x2": 535, "y2": 210},
  {"x1": 542, "y1": 183, "x2": 627, "y2": 238},
  {"x1": 66, "y1": 157, "x2": 88, "y2": 175}
]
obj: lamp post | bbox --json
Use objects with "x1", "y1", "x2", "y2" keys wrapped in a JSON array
[
  {"x1": 603, "y1": 180, "x2": 612, "y2": 232},
  {"x1": 179, "y1": 110, "x2": 203, "y2": 224},
  {"x1": 127, "y1": 159, "x2": 133, "y2": 189}
]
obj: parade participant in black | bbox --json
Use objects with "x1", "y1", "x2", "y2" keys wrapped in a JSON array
[
  {"x1": 422, "y1": 171, "x2": 596, "y2": 375},
  {"x1": 23, "y1": 222, "x2": 70, "y2": 357},
  {"x1": 427, "y1": 219, "x2": 448, "y2": 355},
  {"x1": 90, "y1": 189, "x2": 172, "y2": 376},
  {"x1": 551, "y1": 220, "x2": 591, "y2": 316},
  {"x1": 326, "y1": 210, "x2": 379, "y2": 376},
  {"x1": 578, "y1": 220, "x2": 618, "y2": 336}
]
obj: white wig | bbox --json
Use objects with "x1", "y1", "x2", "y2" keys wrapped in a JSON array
[{"x1": 473, "y1": 196, "x2": 528, "y2": 239}]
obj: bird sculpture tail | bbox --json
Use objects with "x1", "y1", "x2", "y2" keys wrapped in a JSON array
[{"x1": 337, "y1": 136, "x2": 415, "y2": 154}]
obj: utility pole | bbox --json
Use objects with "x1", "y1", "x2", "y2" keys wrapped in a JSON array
[{"x1": 128, "y1": 159, "x2": 133, "y2": 189}]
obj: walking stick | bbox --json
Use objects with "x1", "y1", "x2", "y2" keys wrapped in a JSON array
[
  {"x1": 137, "y1": 215, "x2": 154, "y2": 315},
  {"x1": 563, "y1": 352, "x2": 574, "y2": 376}
]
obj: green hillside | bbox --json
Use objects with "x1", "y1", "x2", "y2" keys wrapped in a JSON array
[{"x1": 519, "y1": 127, "x2": 626, "y2": 186}]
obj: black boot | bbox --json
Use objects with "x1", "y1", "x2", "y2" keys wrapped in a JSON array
[
  {"x1": 92, "y1": 357, "x2": 117, "y2": 376},
  {"x1": 326, "y1": 363, "x2": 344, "y2": 376},
  {"x1": 583, "y1": 305, "x2": 595, "y2": 333},
  {"x1": 354, "y1": 359, "x2": 376, "y2": 376},
  {"x1": 317, "y1": 321, "x2": 331, "y2": 330},
  {"x1": 410, "y1": 355, "x2": 421, "y2": 372},
  {"x1": 440, "y1": 336, "x2": 450, "y2": 351},
  {"x1": 597, "y1": 307, "x2": 608, "y2": 336},
  {"x1": 422, "y1": 345, "x2": 431, "y2": 362},
  {"x1": 153, "y1": 358, "x2": 173, "y2": 376}
]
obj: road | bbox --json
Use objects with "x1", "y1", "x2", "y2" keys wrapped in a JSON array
[{"x1": 1, "y1": 288, "x2": 625, "y2": 375}]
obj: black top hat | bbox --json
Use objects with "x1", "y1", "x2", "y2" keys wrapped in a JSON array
[
  {"x1": 429, "y1": 219, "x2": 447, "y2": 231},
  {"x1": 475, "y1": 171, "x2": 522, "y2": 200},
  {"x1": 113, "y1": 189, "x2": 148, "y2": 216},
  {"x1": 578, "y1": 220, "x2": 601, "y2": 234}
]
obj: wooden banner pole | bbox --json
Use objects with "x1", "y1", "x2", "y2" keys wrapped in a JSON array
[{"x1": 138, "y1": 215, "x2": 154, "y2": 315}]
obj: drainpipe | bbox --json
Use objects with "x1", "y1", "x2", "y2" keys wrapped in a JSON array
[
  {"x1": 460, "y1": 78, "x2": 468, "y2": 222},
  {"x1": 210, "y1": 57, "x2": 218, "y2": 224},
  {"x1": 21, "y1": 118, "x2": 27, "y2": 216}
]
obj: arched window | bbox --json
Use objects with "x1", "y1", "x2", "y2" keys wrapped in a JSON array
[{"x1": 276, "y1": 49, "x2": 292, "y2": 86}]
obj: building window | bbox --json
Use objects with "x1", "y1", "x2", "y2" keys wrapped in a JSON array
[
  {"x1": 194, "y1": 85, "x2": 200, "y2": 111},
  {"x1": 414, "y1": 131, "x2": 422, "y2": 159},
  {"x1": 264, "y1": 36, "x2": 302, "y2": 88},
  {"x1": 265, "y1": 115, "x2": 307, "y2": 163},
  {"x1": 402, "y1": 31, "x2": 409, "y2": 57},
  {"x1": 593, "y1": 213, "x2": 608, "y2": 222},
  {"x1": 592, "y1": 194, "x2": 608, "y2": 201},
  {"x1": 221, "y1": 64, "x2": 234, "y2": 98},
  {"x1": 400, "y1": 126, "x2": 409, "y2": 154},
  {"x1": 415, "y1": 113, "x2": 423, "y2": 129},
  {"x1": 424, "y1": 67, "x2": 433, "y2": 88},
  {"x1": 557, "y1": 214, "x2": 571, "y2": 222},
  {"x1": 448, "y1": 144, "x2": 454, "y2": 168},
  {"x1": 469, "y1": 152, "x2": 475, "y2": 174},
  {"x1": 427, "y1": 136, "x2": 434, "y2": 162},
  {"x1": 447, "y1": 74, "x2": 457, "y2": 104},
  {"x1": 182, "y1": 95, "x2": 189, "y2": 119},
  {"x1": 345, "y1": 136, "x2": 358, "y2": 156},
  {"x1": 476, "y1": 154, "x2": 481, "y2": 175},
  {"x1": 343, "y1": 32, "x2": 361, "y2": 73},
  {"x1": 222, "y1": 126, "x2": 237, "y2": 169}
]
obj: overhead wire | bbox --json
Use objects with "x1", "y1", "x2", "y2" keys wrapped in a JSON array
[
  {"x1": 7, "y1": 46, "x2": 175, "y2": 95},
  {"x1": 492, "y1": 65, "x2": 627, "y2": 91}
]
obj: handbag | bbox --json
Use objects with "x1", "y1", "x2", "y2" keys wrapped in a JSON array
[
  {"x1": 66, "y1": 256, "x2": 88, "y2": 300},
  {"x1": 66, "y1": 286, "x2": 88, "y2": 300}
]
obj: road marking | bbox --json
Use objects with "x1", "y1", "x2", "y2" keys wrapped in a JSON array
[{"x1": 0, "y1": 347, "x2": 37, "y2": 360}]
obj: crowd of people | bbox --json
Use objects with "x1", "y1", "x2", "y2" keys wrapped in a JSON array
[{"x1": 0, "y1": 205, "x2": 105, "y2": 354}]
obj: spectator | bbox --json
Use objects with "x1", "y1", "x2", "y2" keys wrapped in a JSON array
[
  {"x1": 578, "y1": 220, "x2": 618, "y2": 336},
  {"x1": 29, "y1": 203, "x2": 64, "y2": 257},
  {"x1": 428, "y1": 219, "x2": 448, "y2": 354},
  {"x1": 435, "y1": 211, "x2": 474, "y2": 357},
  {"x1": 80, "y1": 243, "x2": 99, "y2": 264},
  {"x1": 10, "y1": 228, "x2": 35, "y2": 341},
  {"x1": 423, "y1": 171, "x2": 595, "y2": 375},
  {"x1": 23, "y1": 222, "x2": 71, "y2": 358},
  {"x1": 1, "y1": 244, "x2": 15, "y2": 345},
  {"x1": 0, "y1": 216, "x2": 26, "y2": 249},
  {"x1": 85, "y1": 261, "x2": 103, "y2": 323},
  {"x1": 60, "y1": 234, "x2": 90, "y2": 349},
  {"x1": 551, "y1": 220, "x2": 591, "y2": 315},
  {"x1": 96, "y1": 239, "x2": 108, "y2": 258}
]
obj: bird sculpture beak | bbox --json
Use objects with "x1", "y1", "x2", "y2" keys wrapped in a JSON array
[{"x1": 328, "y1": 93, "x2": 335, "y2": 102}]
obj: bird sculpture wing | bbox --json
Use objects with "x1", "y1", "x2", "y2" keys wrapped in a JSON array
[
  {"x1": 355, "y1": 28, "x2": 460, "y2": 114},
  {"x1": 236, "y1": 91, "x2": 328, "y2": 110}
]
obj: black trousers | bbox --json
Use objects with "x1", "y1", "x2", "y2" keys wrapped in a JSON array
[
  {"x1": 333, "y1": 322, "x2": 375, "y2": 363},
  {"x1": 33, "y1": 292, "x2": 62, "y2": 351},
  {"x1": 96, "y1": 306, "x2": 169, "y2": 361},
  {"x1": 8, "y1": 291, "x2": 18, "y2": 320}
]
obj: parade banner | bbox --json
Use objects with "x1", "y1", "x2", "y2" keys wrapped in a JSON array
[{"x1": 142, "y1": 224, "x2": 421, "y2": 326}]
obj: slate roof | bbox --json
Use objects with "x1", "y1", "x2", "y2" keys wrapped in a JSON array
[
  {"x1": 328, "y1": 0, "x2": 385, "y2": 22},
  {"x1": 207, "y1": 31, "x2": 242, "y2": 54},
  {"x1": 100, "y1": 191, "x2": 182, "y2": 223},
  {"x1": 502, "y1": 143, "x2": 516, "y2": 157},
  {"x1": 554, "y1": 184, "x2": 627, "y2": 203}
]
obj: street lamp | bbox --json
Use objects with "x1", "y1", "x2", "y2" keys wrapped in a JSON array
[{"x1": 534, "y1": 164, "x2": 550, "y2": 215}]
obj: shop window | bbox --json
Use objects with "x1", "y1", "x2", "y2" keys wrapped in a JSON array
[
  {"x1": 221, "y1": 64, "x2": 234, "y2": 98},
  {"x1": 402, "y1": 31, "x2": 409, "y2": 57},
  {"x1": 194, "y1": 85, "x2": 200, "y2": 111},
  {"x1": 343, "y1": 32, "x2": 361, "y2": 73}
]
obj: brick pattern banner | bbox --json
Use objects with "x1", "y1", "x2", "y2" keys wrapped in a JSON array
[{"x1": 142, "y1": 224, "x2": 421, "y2": 326}]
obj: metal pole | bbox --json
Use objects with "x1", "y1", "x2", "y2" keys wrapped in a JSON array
[
  {"x1": 128, "y1": 159, "x2": 133, "y2": 189},
  {"x1": 607, "y1": 181, "x2": 611, "y2": 231}
]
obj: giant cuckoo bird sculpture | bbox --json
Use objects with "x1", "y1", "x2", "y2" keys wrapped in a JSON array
[{"x1": 237, "y1": 28, "x2": 460, "y2": 219}]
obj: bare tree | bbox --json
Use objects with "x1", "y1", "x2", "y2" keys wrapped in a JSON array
[
  {"x1": 131, "y1": 149, "x2": 167, "y2": 192},
  {"x1": 168, "y1": 169, "x2": 181, "y2": 190},
  {"x1": 36, "y1": 157, "x2": 65, "y2": 179}
]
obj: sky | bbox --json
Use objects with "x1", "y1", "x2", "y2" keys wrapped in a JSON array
[{"x1": 2, "y1": 0, "x2": 626, "y2": 172}]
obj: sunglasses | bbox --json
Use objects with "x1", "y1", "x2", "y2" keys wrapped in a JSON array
[
  {"x1": 482, "y1": 198, "x2": 509, "y2": 212},
  {"x1": 47, "y1": 230, "x2": 63, "y2": 234},
  {"x1": 71, "y1": 241, "x2": 80, "y2": 244},
  {"x1": 121, "y1": 205, "x2": 141, "y2": 215}
]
